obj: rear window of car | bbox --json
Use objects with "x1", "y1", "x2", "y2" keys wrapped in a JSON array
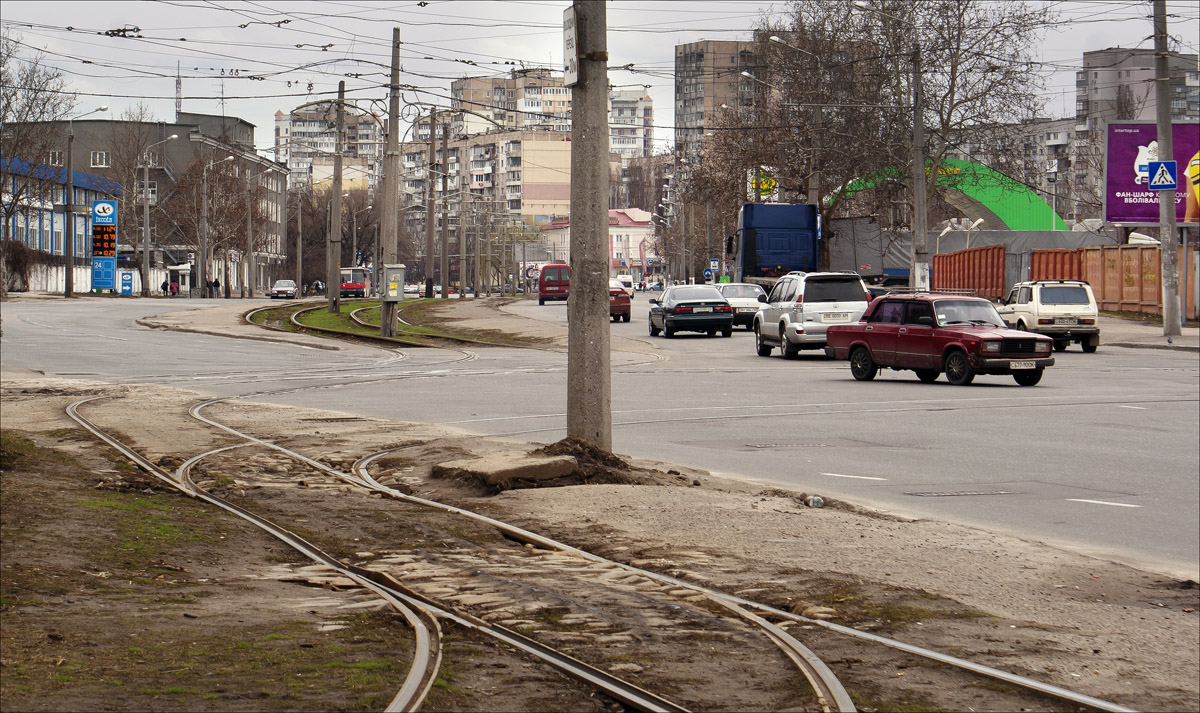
[
  {"x1": 1039, "y1": 286, "x2": 1090, "y2": 305},
  {"x1": 803, "y1": 277, "x2": 866, "y2": 303},
  {"x1": 721, "y1": 285, "x2": 765, "y2": 299},
  {"x1": 673, "y1": 287, "x2": 723, "y2": 301},
  {"x1": 543, "y1": 268, "x2": 566, "y2": 281}
]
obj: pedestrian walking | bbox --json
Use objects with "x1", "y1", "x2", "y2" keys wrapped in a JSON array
[
  {"x1": 161, "y1": 280, "x2": 169, "y2": 297},
  {"x1": 211, "y1": 278, "x2": 221, "y2": 298},
  {"x1": 169, "y1": 281, "x2": 179, "y2": 297}
]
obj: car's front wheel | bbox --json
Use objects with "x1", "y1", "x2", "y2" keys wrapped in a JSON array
[
  {"x1": 944, "y1": 351, "x2": 975, "y2": 385},
  {"x1": 849, "y1": 347, "x2": 878, "y2": 381},
  {"x1": 754, "y1": 324, "x2": 772, "y2": 356},
  {"x1": 1013, "y1": 369, "x2": 1043, "y2": 386}
]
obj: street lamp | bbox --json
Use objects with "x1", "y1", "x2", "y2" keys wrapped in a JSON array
[
  {"x1": 141, "y1": 134, "x2": 178, "y2": 296},
  {"x1": 964, "y1": 217, "x2": 984, "y2": 250},
  {"x1": 63, "y1": 105, "x2": 107, "y2": 298},
  {"x1": 201, "y1": 155, "x2": 234, "y2": 298}
]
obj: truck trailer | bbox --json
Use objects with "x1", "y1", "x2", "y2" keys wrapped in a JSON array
[{"x1": 729, "y1": 203, "x2": 821, "y2": 289}]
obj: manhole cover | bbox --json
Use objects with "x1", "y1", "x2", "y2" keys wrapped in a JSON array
[
  {"x1": 747, "y1": 443, "x2": 832, "y2": 449},
  {"x1": 905, "y1": 490, "x2": 1016, "y2": 497}
]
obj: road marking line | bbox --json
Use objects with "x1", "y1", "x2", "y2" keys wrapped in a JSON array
[
  {"x1": 1065, "y1": 498, "x2": 1141, "y2": 508},
  {"x1": 820, "y1": 472, "x2": 888, "y2": 481},
  {"x1": 1117, "y1": 405, "x2": 1147, "y2": 410}
]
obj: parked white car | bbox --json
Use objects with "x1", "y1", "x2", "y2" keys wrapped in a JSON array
[
  {"x1": 714, "y1": 282, "x2": 767, "y2": 329},
  {"x1": 997, "y1": 280, "x2": 1100, "y2": 352}
]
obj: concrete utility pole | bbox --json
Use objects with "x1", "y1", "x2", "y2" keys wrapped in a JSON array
[
  {"x1": 566, "y1": 0, "x2": 612, "y2": 451},
  {"x1": 909, "y1": 40, "x2": 930, "y2": 291},
  {"x1": 295, "y1": 193, "x2": 303, "y2": 289},
  {"x1": 328, "y1": 81, "x2": 345, "y2": 314},
  {"x1": 425, "y1": 110, "x2": 437, "y2": 298},
  {"x1": 380, "y1": 27, "x2": 401, "y2": 335},
  {"x1": 440, "y1": 120, "x2": 449, "y2": 298},
  {"x1": 64, "y1": 132, "x2": 76, "y2": 297},
  {"x1": 1154, "y1": 0, "x2": 1182, "y2": 335},
  {"x1": 244, "y1": 166, "x2": 258, "y2": 298}
]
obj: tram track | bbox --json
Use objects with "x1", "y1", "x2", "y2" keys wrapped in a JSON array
[{"x1": 63, "y1": 383, "x2": 1141, "y2": 713}]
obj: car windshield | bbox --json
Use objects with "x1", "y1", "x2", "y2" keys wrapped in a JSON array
[
  {"x1": 721, "y1": 284, "x2": 765, "y2": 299},
  {"x1": 274, "y1": 281, "x2": 295, "y2": 288},
  {"x1": 934, "y1": 299, "x2": 1006, "y2": 327},
  {"x1": 804, "y1": 278, "x2": 865, "y2": 302},
  {"x1": 670, "y1": 287, "x2": 723, "y2": 302},
  {"x1": 1039, "y1": 286, "x2": 1091, "y2": 305}
]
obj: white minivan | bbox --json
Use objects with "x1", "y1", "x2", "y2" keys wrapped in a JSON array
[{"x1": 997, "y1": 280, "x2": 1100, "y2": 352}]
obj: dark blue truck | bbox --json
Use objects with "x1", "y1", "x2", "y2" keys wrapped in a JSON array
[{"x1": 730, "y1": 203, "x2": 821, "y2": 288}]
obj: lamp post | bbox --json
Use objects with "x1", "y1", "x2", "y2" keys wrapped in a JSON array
[
  {"x1": 201, "y1": 155, "x2": 234, "y2": 298},
  {"x1": 964, "y1": 217, "x2": 984, "y2": 250},
  {"x1": 241, "y1": 165, "x2": 274, "y2": 298},
  {"x1": 140, "y1": 134, "x2": 178, "y2": 297},
  {"x1": 63, "y1": 105, "x2": 107, "y2": 298}
]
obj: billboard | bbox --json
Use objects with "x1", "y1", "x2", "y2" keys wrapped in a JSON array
[{"x1": 1104, "y1": 121, "x2": 1200, "y2": 225}]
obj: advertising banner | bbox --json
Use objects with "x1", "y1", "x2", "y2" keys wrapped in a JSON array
[
  {"x1": 90, "y1": 200, "x2": 118, "y2": 290},
  {"x1": 1104, "y1": 121, "x2": 1200, "y2": 225}
]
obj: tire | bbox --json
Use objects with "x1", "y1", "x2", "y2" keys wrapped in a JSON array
[
  {"x1": 664, "y1": 325, "x2": 675, "y2": 338},
  {"x1": 706, "y1": 329, "x2": 716, "y2": 337},
  {"x1": 780, "y1": 326, "x2": 799, "y2": 359},
  {"x1": 622, "y1": 312, "x2": 630, "y2": 323},
  {"x1": 722, "y1": 326, "x2": 733, "y2": 338},
  {"x1": 1081, "y1": 336, "x2": 1098, "y2": 353},
  {"x1": 915, "y1": 369, "x2": 939, "y2": 383},
  {"x1": 649, "y1": 319, "x2": 660, "y2": 337},
  {"x1": 1053, "y1": 340, "x2": 1069, "y2": 352},
  {"x1": 538, "y1": 298, "x2": 545, "y2": 306},
  {"x1": 1013, "y1": 369, "x2": 1043, "y2": 386},
  {"x1": 849, "y1": 347, "x2": 878, "y2": 381},
  {"x1": 944, "y1": 351, "x2": 975, "y2": 385},
  {"x1": 754, "y1": 324, "x2": 772, "y2": 357}
]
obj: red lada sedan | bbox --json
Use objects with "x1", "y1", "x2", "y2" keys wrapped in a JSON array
[{"x1": 825, "y1": 293, "x2": 1054, "y2": 386}]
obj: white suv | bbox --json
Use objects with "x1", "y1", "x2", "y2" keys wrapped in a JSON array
[
  {"x1": 997, "y1": 280, "x2": 1099, "y2": 352},
  {"x1": 753, "y1": 271, "x2": 870, "y2": 358}
]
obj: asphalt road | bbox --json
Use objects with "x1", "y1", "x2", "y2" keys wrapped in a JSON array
[{"x1": 3, "y1": 296, "x2": 1197, "y2": 580}]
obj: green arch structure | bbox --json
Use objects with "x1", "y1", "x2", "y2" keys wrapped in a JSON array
[{"x1": 835, "y1": 158, "x2": 1069, "y2": 231}]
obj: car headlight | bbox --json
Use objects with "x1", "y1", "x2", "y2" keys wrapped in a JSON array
[
  {"x1": 983, "y1": 341, "x2": 1002, "y2": 353},
  {"x1": 1034, "y1": 341, "x2": 1050, "y2": 353}
]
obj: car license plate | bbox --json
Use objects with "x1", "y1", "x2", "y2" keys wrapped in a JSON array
[
  {"x1": 824, "y1": 313, "x2": 849, "y2": 322},
  {"x1": 694, "y1": 306, "x2": 712, "y2": 313},
  {"x1": 1054, "y1": 317, "x2": 1078, "y2": 325},
  {"x1": 1010, "y1": 360, "x2": 1035, "y2": 369},
  {"x1": 738, "y1": 307, "x2": 757, "y2": 313}
]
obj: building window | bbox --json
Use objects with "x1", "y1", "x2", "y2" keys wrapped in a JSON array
[
  {"x1": 48, "y1": 151, "x2": 64, "y2": 166},
  {"x1": 90, "y1": 151, "x2": 111, "y2": 168}
]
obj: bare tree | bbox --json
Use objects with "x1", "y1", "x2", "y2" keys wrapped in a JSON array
[{"x1": 0, "y1": 28, "x2": 76, "y2": 295}]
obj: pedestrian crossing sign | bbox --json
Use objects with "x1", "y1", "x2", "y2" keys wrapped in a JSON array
[{"x1": 1147, "y1": 161, "x2": 1177, "y2": 190}]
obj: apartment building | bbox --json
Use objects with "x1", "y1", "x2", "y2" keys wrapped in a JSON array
[
  {"x1": 273, "y1": 105, "x2": 383, "y2": 189},
  {"x1": 609, "y1": 90, "x2": 654, "y2": 159},
  {"x1": 674, "y1": 40, "x2": 757, "y2": 159}
]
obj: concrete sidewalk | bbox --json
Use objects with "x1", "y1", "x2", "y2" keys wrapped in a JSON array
[{"x1": 1099, "y1": 315, "x2": 1200, "y2": 352}]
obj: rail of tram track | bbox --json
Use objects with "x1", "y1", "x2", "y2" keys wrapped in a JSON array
[{"x1": 62, "y1": 388, "x2": 1139, "y2": 713}]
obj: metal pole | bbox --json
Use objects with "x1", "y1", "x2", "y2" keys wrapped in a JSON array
[
  {"x1": 244, "y1": 169, "x2": 252, "y2": 298},
  {"x1": 440, "y1": 120, "x2": 449, "y2": 298},
  {"x1": 425, "y1": 110, "x2": 436, "y2": 298},
  {"x1": 65, "y1": 131, "x2": 75, "y2": 297},
  {"x1": 566, "y1": 0, "x2": 612, "y2": 451},
  {"x1": 381, "y1": 26, "x2": 401, "y2": 334},
  {"x1": 296, "y1": 192, "x2": 303, "y2": 290},
  {"x1": 1154, "y1": 0, "x2": 1181, "y2": 334},
  {"x1": 910, "y1": 40, "x2": 930, "y2": 291},
  {"x1": 201, "y1": 162, "x2": 209, "y2": 298},
  {"x1": 142, "y1": 158, "x2": 151, "y2": 296},
  {"x1": 328, "y1": 81, "x2": 345, "y2": 314}
]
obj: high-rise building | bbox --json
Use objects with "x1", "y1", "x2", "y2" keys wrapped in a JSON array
[
  {"x1": 674, "y1": 40, "x2": 757, "y2": 159},
  {"x1": 273, "y1": 105, "x2": 384, "y2": 189},
  {"x1": 449, "y1": 69, "x2": 572, "y2": 135},
  {"x1": 609, "y1": 90, "x2": 654, "y2": 158}
]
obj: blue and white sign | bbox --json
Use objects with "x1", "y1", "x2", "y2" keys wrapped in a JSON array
[
  {"x1": 92, "y1": 200, "x2": 118, "y2": 225},
  {"x1": 703, "y1": 268, "x2": 714, "y2": 279},
  {"x1": 1147, "y1": 161, "x2": 1178, "y2": 191},
  {"x1": 120, "y1": 272, "x2": 133, "y2": 295},
  {"x1": 92, "y1": 258, "x2": 116, "y2": 290}
]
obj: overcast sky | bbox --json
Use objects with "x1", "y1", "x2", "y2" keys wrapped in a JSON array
[{"x1": 3, "y1": 0, "x2": 1198, "y2": 153}]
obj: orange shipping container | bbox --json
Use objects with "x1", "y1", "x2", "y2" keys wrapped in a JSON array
[
  {"x1": 1030, "y1": 249, "x2": 1083, "y2": 281},
  {"x1": 932, "y1": 244, "x2": 1005, "y2": 299}
]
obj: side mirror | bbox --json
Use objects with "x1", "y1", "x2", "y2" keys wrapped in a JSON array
[
  {"x1": 917, "y1": 315, "x2": 935, "y2": 326},
  {"x1": 997, "y1": 298, "x2": 1007, "y2": 306},
  {"x1": 649, "y1": 298, "x2": 659, "y2": 306},
  {"x1": 757, "y1": 294, "x2": 767, "y2": 303}
]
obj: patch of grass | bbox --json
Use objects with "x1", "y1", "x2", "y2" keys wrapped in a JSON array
[
  {"x1": 163, "y1": 686, "x2": 203, "y2": 695},
  {"x1": 261, "y1": 633, "x2": 289, "y2": 642},
  {"x1": 0, "y1": 432, "x2": 79, "y2": 469},
  {"x1": 211, "y1": 474, "x2": 234, "y2": 489}
]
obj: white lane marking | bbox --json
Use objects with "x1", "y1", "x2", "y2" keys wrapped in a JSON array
[
  {"x1": 1117, "y1": 405, "x2": 1147, "y2": 410},
  {"x1": 1065, "y1": 498, "x2": 1141, "y2": 508},
  {"x1": 820, "y1": 472, "x2": 888, "y2": 481}
]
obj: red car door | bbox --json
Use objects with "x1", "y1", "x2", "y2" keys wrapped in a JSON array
[
  {"x1": 862, "y1": 299, "x2": 904, "y2": 365},
  {"x1": 896, "y1": 300, "x2": 938, "y2": 368}
]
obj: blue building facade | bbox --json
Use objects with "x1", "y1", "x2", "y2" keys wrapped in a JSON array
[{"x1": 2, "y1": 157, "x2": 122, "y2": 257}]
